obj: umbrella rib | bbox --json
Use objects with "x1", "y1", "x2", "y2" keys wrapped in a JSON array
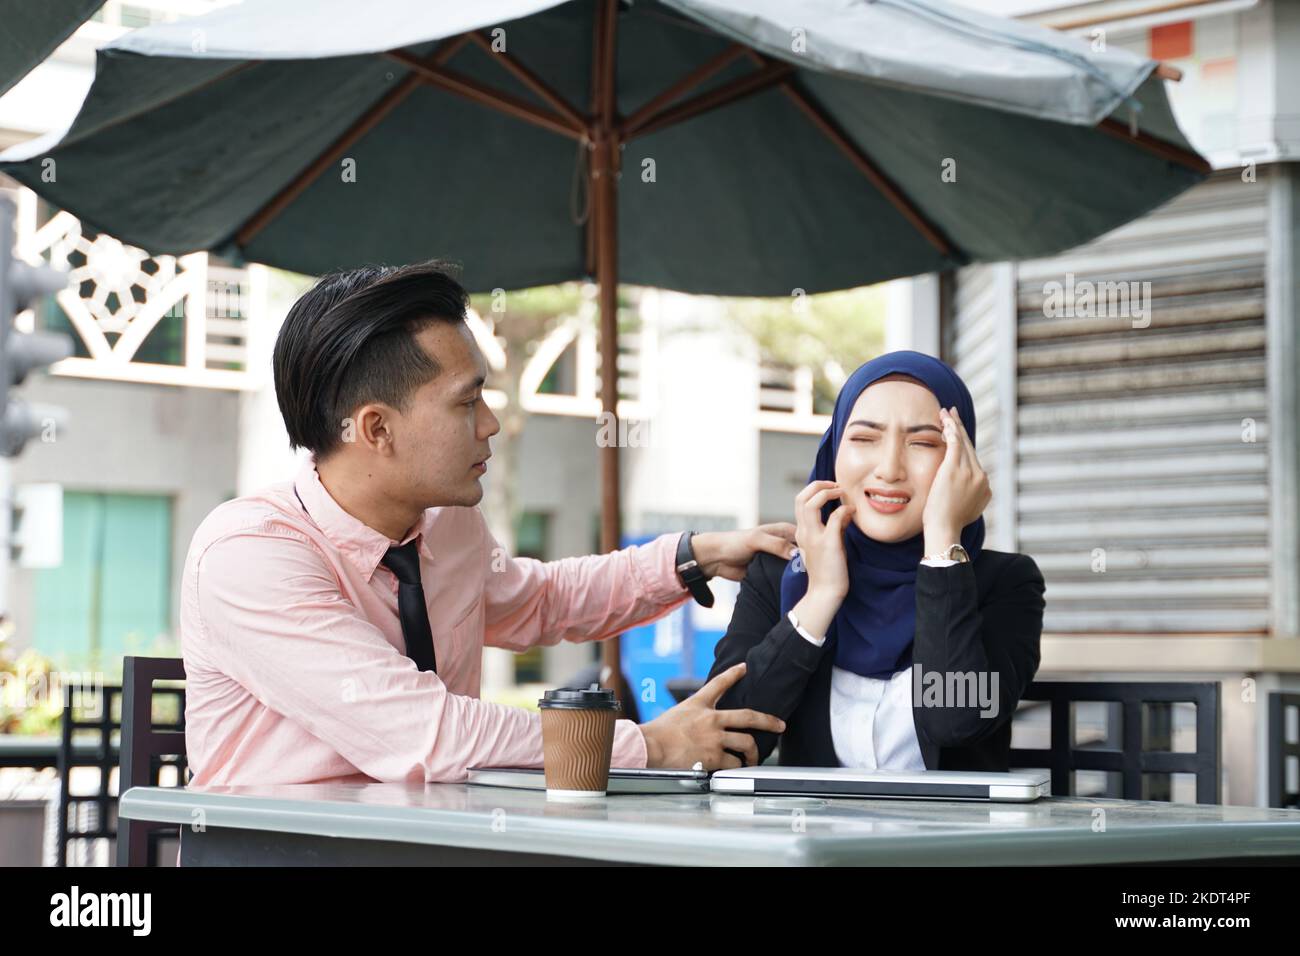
[
  {"x1": 1095, "y1": 118, "x2": 1211, "y2": 174},
  {"x1": 622, "y1": 44, "x2": 750, "y2": 135},
  {"x1": 233, "y1": 36, "x2": 470, "y2": 249},
  {"x1": 384, "y1": 50, "x2": 585, "y2": 141},
  {"x1": 466, "y1": 31, "x2": 588, "y2": 131},
  {"x1": 778, "y1": 77, "x2": 956, "y2": 258},
  {"x1": 722, "y1": 48, "x2": 953, "y2": 257},
  {"x1": 621, "y1": 60, "x2": 794, "y2": 140}
]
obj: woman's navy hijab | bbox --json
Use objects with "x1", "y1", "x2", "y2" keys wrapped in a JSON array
[{"x1": 779, "y1": 350, "x2": 985, "y2": 680}]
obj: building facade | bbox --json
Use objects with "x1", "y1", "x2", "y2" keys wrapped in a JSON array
[{"x1": 944, "y1": 0, "x2": 1300, "y2": 806}]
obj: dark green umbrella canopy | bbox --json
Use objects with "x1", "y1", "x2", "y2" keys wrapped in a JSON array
[
  {"x1": 0, "y1": 0, "x2": 1207, "y2": 295},
  {"x1": 0, "y1": 0, "x2": 101, "y2": 98}
]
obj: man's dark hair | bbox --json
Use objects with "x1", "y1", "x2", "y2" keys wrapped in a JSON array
[{"x1": 273, "y1": 260, "x2": 470, "y2": 458}]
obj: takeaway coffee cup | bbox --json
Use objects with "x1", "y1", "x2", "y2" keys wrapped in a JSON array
[{"x1": 538, "y1": 683, "x2": 620, "y2": 798}]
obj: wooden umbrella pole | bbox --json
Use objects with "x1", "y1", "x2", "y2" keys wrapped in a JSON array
[
  {"x1": 594, "y1": 138, "x2": 621, "y2": 567},
  {"x1": 591, "y1": 0, "x2": 628, "y2": 703}
]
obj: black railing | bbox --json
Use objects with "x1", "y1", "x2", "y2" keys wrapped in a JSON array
[
  {"x1": 1268, "y1": 692, "x2": 1300, "y2": 809},
  {"x1": 1009, "y1": 681, "x2": 1220, "y2": 804}
]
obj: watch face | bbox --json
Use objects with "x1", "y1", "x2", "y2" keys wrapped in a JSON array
[{"x1": 951, "y1": 545, "x2": 971, "y2": 563}]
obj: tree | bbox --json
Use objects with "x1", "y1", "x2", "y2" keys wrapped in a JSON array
[
  {"x1": 724, "y1": 285, "x2": 888, "y2": 412},
  {"x1": 469, "y1": 285, "x2": 579, "y2": 556}
]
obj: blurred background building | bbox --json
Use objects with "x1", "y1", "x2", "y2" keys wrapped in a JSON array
[{"x1": 940, "y1": 0, "x2": 1300, "y2": 808}]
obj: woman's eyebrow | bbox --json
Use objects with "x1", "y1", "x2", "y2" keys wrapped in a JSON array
[{"x1": 847, "y1": 419, "x2": 943, "y2": 435}]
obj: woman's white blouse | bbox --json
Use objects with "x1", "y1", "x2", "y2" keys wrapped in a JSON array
[
  {"x1": 826, "y1": 664, "x2": 925, "y2": 769},
  {"x1": 787, "y1": 556, "x2": 956, "y2": 770}
]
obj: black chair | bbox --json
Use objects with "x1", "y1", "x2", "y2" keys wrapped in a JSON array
[
  {"x1": 56, "y1": 679, "x2": 121, "y2": 866},
  {"x1": 1268, "y1": 692, "x2": 1300, "y2": 809},
  {"x1": 667, "y1": 676, "x2": 1221, "y2": 802},
  {"x1": 1009, "y1": 681, "x2": 1220, "y2": 804},
  {"x1": 115, "y1": 656, "x2": 189, "y2": 867}
]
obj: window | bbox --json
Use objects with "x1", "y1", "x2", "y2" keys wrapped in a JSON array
[
  {"x1": 512, "y1": 512, "x2": 551, "y2": 683},
  {"x1": 34, "y1": 492, "x2": 173, "y2": 672},
  {"x1": 514, "y1": 511, "x2": 550, "y2": 561}
]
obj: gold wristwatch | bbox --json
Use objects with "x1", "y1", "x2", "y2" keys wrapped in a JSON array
[{"x1": 926, "y1": 543, "x2": 971, "y2": 563}]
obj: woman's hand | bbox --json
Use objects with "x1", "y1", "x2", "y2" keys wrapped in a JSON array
[
  {"x1": 790, "y1": 480, "x2": 856, "y2": 639},
  {"x1": 921, "y1": 406, "x2": 991, "y2": 554}
]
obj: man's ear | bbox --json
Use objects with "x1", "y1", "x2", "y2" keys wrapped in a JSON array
[{"x1": 353, "y1": 403, "x2": 395, "y2": 455}]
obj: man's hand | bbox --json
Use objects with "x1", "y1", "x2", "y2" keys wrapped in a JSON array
[
  {"x1": 640, "y1": 663, "x2": 786, "y2": 770},
  {"x1": 689, "y1": 524, "x2": 798, "y2": 582}
]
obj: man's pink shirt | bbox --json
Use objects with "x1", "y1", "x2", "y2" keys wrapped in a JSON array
[{"x1": 180, "y1": 456, "x2": 690, "y2": 786}]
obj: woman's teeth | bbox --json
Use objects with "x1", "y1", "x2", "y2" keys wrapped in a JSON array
[{"x1": 868, "y1": 493, "x2": 909, "y2": 504}]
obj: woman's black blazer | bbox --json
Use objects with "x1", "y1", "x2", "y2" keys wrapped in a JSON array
[{"x1": 707, "y1": 549, "x2": 1046, "y2": 771}]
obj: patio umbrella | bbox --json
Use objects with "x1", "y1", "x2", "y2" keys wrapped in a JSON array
[
  {"x1": 0, "y1": 0, "x2": 1208, "y2": 687},
  {"x1": 0, "y1": 0, "x2": 101, "y2": 98}
]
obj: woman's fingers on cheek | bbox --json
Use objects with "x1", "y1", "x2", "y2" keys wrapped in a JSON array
[
  {"x1": 799, "y1": 485, "x2": 821, "y2": 508},
  {"x1": 825, "y1": 505, "x2": 846, "y2": 530},
  {"x1": 796, "y1": 480, "x2": 830, "y2": 506},
  {"x1": 806, "y1": 487, "x2": 842, "y2": 514}
]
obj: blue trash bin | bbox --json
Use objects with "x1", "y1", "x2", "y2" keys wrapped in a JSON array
[{"x1": 618, "y1": 534, "x2": 741, "y2": 721}]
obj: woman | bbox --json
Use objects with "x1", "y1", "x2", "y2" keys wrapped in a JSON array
[{"x1": 709, "y1": 350, "x2": 1045, "y2": 772}]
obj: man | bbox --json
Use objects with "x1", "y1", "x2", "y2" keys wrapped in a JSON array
[{"x1": 181, "y1": 260, "x2": 792, "y2": 786}]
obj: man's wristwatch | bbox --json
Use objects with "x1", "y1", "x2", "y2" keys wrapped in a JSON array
[
  {"x1": 675, "y1": 532, "x2": 715, "y2": 607},
  {"x1": 925, "y1": 543, "x2": 971, "y2": 564}
]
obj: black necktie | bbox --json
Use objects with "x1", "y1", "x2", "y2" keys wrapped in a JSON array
[{"x1": 380, "y1": 541, "x2": 438, "y2": 673}]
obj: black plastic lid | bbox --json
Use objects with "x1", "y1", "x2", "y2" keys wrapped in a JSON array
[{"x1": 538, "y1": 682, "x2": 621, "y2": 711}]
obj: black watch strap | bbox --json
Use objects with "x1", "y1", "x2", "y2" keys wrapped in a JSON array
[{"x1": 675, "y1": 532, "x2": 715, "y2": 608}]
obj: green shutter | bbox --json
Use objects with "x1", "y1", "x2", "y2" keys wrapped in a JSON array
[
  {"x1": 33, "y1": 492, "x2": 98, "y2": 669},
  {"x1": 100, "y1": 494, "x2": 172, "y2": 660},
  {"x1": 33, "y1": 492, "x2": 172, "y2": 672},
  {"x1": 514, "y1": 511, "x2": 549, "y2": 561}
]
